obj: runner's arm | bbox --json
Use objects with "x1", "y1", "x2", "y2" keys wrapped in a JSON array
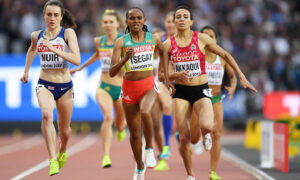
[{"x1": 109, "y1": 37, "x2": 133, "y2": 77}]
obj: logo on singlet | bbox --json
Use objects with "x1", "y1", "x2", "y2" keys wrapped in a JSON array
[
  {"x1": 191, "y1": 44, "x2": 196, "y2": 50},
  {"x1": 125, "y1": 41, "x2": 132, "y2": 46},
  {"x1": 172, "y1": 47, "x2": 178, "y2": 54}
]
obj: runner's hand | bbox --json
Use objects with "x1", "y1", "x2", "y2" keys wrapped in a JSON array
[
  {"x1": 42, "y1": 35, "x2": 55, "y2": 52},
  {"x1": 20, "y1": 72, "x2": 28, "y2": 84},
  {"x1": 70, "y1": 68, "x2": 80, "y2": 75},
  {"x1": 175, "y1": 71, "x2": 190, "y2": 82},
  {"x1": 125, "y1": 48, "x2": 135, "y2": 60},
  {"x1": 224, "y1": 85, "x2": 236, "y2": 100},
  {"x1": 165, "y1": 79, "x2": 176, "y2": 96},
  {"x1": 240, "y1": 76, "x2": 257, "y2": 93}
]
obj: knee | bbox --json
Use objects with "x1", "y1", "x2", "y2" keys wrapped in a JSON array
[
  {"x1": 179, "y1": 133, "x2": 190, "y2": 145},
  {"x1": 202, "y1": 121, "x2": 214, "y2": 132},
  {"x1": 103, "y1": 114, "x2": 114, "y2": 125},
  {"x1": 140, "y1": 110, "x2": 151, "y2": 121},
  {"x1": 191, "y1": 134, "x2": 200, "y2": 145},
  {"x1": 59, "y1": 128, "x2": 71, "y2": 139},
  {"x1": 130, "y1": 131, "x2": 141, "y2": 142},
  {"x1": 41, "y1": 108, "x2": 53, "y2": 123},
  {"x1": 162, "y1": 104, "x2": 172, "y2": 115}
]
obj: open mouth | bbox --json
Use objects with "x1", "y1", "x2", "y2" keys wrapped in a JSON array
[{"x1": 179, "y1": 23, "x2": 185, "y2": 27}]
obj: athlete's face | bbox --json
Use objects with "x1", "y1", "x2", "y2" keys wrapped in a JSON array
[
  {"x1": 102, "y1": 15, "x2": 119, "y2": 34},
  {"x1": 126, "y1": 9, "x2": 145, "y2": 33},
  {"x1": 44, "y1": 5, "x2": 62, "y2": 30},
  {"x1": 164, "y1": 15, "x2": 175, "y2": 36},
  {"x1": 202, "y1": 29, "x2": 217, "y2": 43},
  {"x1": 174, "y1": 9, "x2": 193, "y2": 30}
]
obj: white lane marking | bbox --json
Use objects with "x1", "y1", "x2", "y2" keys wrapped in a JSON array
[
  {"x1": 222, "y1": 148, "x2": 275, "y2": 180},
  {"x1": 221, "y1": 136, "x2": 244, "y2": 145},
  {"x1": 0, "y1": 135, "x2": 43, "y2": 156},
  {"x1": 10, "y1": 134, "x2": 97, "y2": 180}
]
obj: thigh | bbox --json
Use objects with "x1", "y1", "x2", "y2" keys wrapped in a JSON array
[
  {"x1": 96, "y1": 88, "x2": 114, "y2": 116},
  {"x1": 212, "y1": 102, "x2": 223, "y2": 133},
  {"x1": 37, "y1": 87, "x2": 55, "y2": 112},
  {"x1": 123, "y1": 103, "x2": 141, "y2": 133},
  {"x1": 139, "y1": 89, "x2": 157, "y2": 113},
  {"x1": 56, "y1": 88, "x2": 73, "y2": 130},
  {"x1": 172, "y1": 98, "x2": 191, "y2": 135},
  {"x1": 157, "y1": 83, "x2": 172, "y2": 113},
  {"x1": 192, "y1": 97, "x2": 214, "y2": 129}
]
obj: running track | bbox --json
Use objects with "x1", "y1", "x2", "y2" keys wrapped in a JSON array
[{"x1": 1, "y1": 133, "x2": 257, "y2": 180}]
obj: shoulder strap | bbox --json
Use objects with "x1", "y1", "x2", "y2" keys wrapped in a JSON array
[
  {"x1": 37, "y1": 29, "x2": 45, "y2": 41},
  {"x1": 170, "y1": 35, "x2": 177, "y2": 49}
]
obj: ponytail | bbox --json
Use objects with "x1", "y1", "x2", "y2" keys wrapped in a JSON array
[
  {"x1": 61, "y1": 9, "x2": 77, "y2": 29},
  {"x1": 142, "y1": 25, "x2": 149, "y2": 32},
  {"x1": 125, "y1": 26, "x2": 130, "y2": 34}
]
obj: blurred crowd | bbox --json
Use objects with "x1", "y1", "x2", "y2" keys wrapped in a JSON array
[{"x1": 0, "y1": 0, "x2": 299, "y2": 113}]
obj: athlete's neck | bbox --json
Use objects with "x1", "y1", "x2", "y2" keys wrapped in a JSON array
[
  {"x1": 130, "y1": 31, "x2": 145, "y2": 43},
  {"x1": 167, "y1": 32, "x2": 175, "y2": 39},
  {"x1": 176, "y1": 29, "x2": 192, "y2": 40},
  {"x1": 205, "y1": 51, "x2": 217, "y2": 62},
  {"x1": 106, "y1": 31, "x2": 118, "y2": 44},
  {"x1": 45, "y1": 26, "x2": 62, "y2": 39}
]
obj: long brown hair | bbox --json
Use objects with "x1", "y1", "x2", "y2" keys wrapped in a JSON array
[{"x1": 43, "y1": 0, "x2": 77, "y2": 29}]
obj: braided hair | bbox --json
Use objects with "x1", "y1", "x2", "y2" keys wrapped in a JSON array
[{"x1": 125, "y1": 7, "x2": 149, "y2": 34}]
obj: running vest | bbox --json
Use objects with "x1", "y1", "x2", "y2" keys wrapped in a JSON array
[
  {"x1": 170, "y1": 31, "x2": 206, "y2": 78},
  {"x1": 122, "y1": 32, "x2": 155, "y2": 72},
  {"x1": 98, "y1": 34, "x2": 122, "y2": 72},
  {"x1": 37, "y1": 28, "x2": 70, "y2": 69},
  {"x1": 206, "y1": 55, "x2": 225, "y2": 86}
]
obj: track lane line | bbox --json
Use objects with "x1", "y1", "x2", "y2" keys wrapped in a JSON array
[
  {"x1": 0, "y1": 135, "x2": 43, "y2": 156},
  {"x1": 222, "y1": 148, "x2": 275, "y2": 180},
  {"x1": 10, "y1": 134, "x2": 97, "y2": 180}
]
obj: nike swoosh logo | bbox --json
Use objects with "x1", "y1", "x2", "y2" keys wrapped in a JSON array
[{"x1": 61, "y1": 87, "x2": 68, "y2": 91}]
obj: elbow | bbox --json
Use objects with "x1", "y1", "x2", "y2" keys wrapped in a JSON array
[
  {"x1": 158, "y1": 74, "x2": 164, "y2": 82},
  {"x1": 74, "y1": 57, "x2": 81, "y2": 66},
  {"x1": 109, "y1": 69, "x2": 115, "y2": 77}
]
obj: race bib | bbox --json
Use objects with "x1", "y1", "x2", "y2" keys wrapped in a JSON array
[
  {"x1": 172, "y1": 61, "x2": 202, "y2": 78},
  {"x1": 206, "y1": 63, "x2": 224, "y2": 85},
  {"x1": 39, "y1": 45, "x2": 66, "y2": 69},
  {"x1": 126, "y1": 45, "x2": 154, "y2": 71},
  {"x1": 100, "y1": 56, "x2": 111, "y2": 72}
]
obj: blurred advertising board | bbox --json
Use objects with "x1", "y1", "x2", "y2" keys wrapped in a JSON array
[
  {"x1": 263, "y1": 91, "x2": 300, "y2": 120},
  {"x1": 0, "y1": 53, "x2": 104, "y2": 122},
  {"x1": 260, "y1": 120, "x2": 274, "y2": 168},
  {"x1": 222, "y1": 90, "x2": 247, "y2": 119},
  {"x1": 273, "y1": 123, "x2": 289, "y2": 172}
]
